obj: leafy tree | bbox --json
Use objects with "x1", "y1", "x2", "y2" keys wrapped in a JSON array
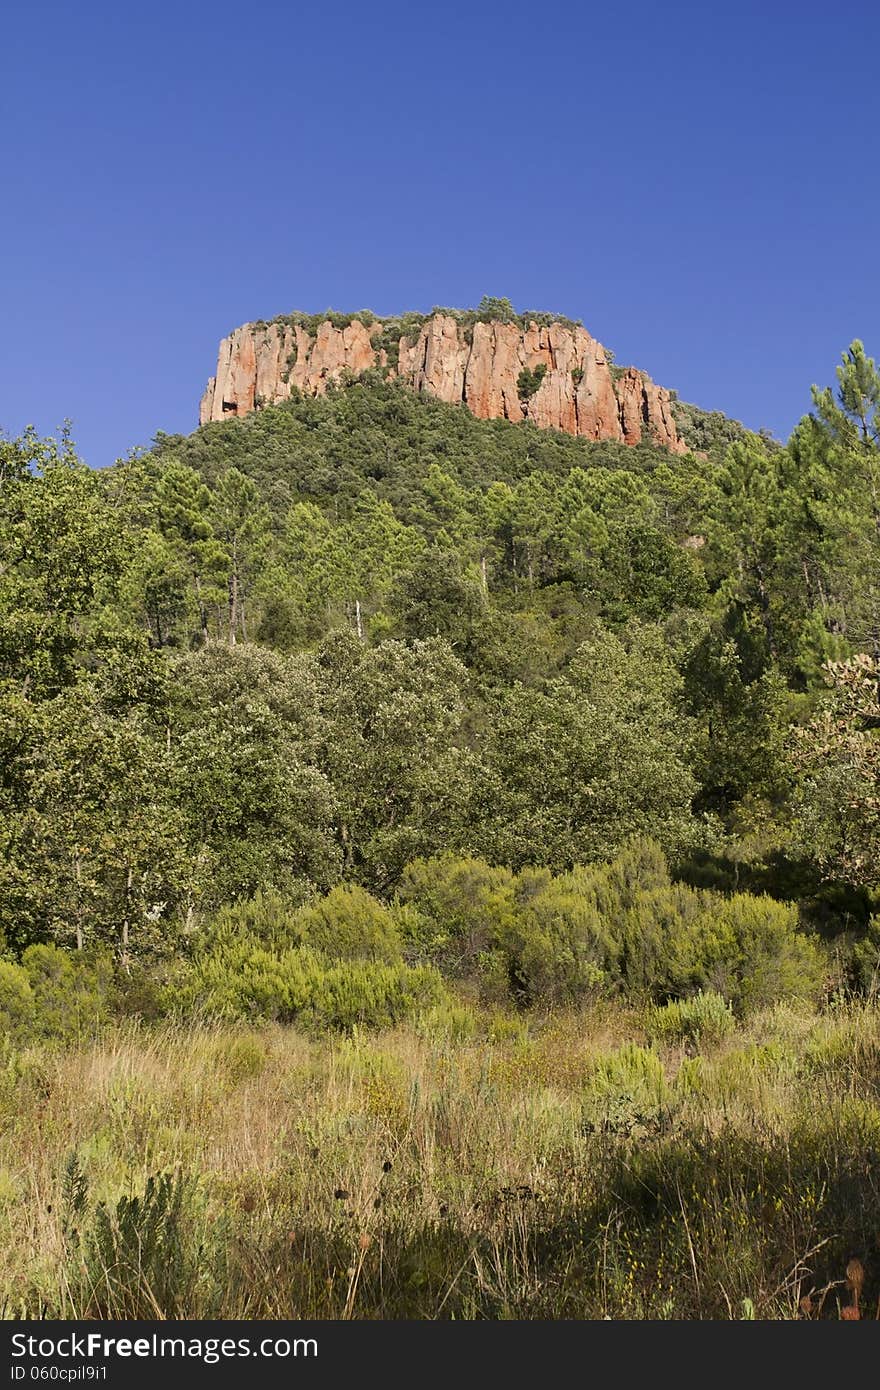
[
  {"x1": 210, "y1": 467, "x2": 270, "y2": 643},
  {"x1": 0, "y1": 674, "x2": 185, "y2": 955},
  {"x1": 385, "y1": 549, "x2": 491, "y2": 659},
  {"x1": 0, "y1": 428, "x2": 126, "y2": 698},
  {"x1": 154, "y1": 465, "x2": 226, "y2": 643},
  {"x1": 516, "y1": 364, "x2": 548, "y2": 401},
  {"x1": 811, "y1": 340, "x2": 880, "y2": 451},
  {"x1": 166, "y1": 643, "x2": 340, "y2": 917},
  {"x1": 313, "y1": 631, "x2": 476, "y2": 889},
  {"x1": 476, "y1": 295, "x2": 518, "y2": 323},
  {"x1": 790, "y1": 654, "x2": 880, "y2": 889},
  {"x1": 476, "y1": 624, "x2": 697, "y2": 869},
  {"x1": 684, "y1": 624, "x2": 790, "y2": 811}
]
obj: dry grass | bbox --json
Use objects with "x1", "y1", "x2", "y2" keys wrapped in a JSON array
[{"x1": 2, "y1": 999, "x2": 880, "y2": 1319}]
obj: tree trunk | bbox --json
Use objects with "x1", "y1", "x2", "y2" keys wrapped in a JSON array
[
  {"x1": 121, "y1": 863, "x2": 132, "y2": 970},
  {"x1": 194, "y1": 574, "x2": 209, "y2": 645},
  {"x1": 229, "y1": 566, "x2": 239, "y2": 645},
  {"x1": 74, "y1": 855, "x2": 83, "y2": 951}
]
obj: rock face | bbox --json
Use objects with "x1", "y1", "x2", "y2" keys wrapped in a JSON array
[{"x1": 199, "y1": 312, "x2": 687, "y2": 454}]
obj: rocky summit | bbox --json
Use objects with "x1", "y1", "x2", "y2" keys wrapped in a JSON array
[{"x1": 199, "y1": 310, "x2": 687, "y2": 454}]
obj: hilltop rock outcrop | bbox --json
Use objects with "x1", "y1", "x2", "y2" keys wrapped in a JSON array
[{"x1": 199, "y1": 312, "x2": 687, "y2": 454}]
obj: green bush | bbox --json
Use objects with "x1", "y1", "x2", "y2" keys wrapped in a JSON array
[
  {"x1": 111, "y1": 962, "x2": 169, "y2": 1022},
  {"x1": 616, "y1": 879, "x2": 706, "y2": 998},
  {"x1": 396, "y1": 855, "x2": 517, "y2": 978},
  {"x1": 0, "y1": 960, "x2": 35, "y2": 1043},
  {"x1": 399, "y1": 842, "x2": 821, "y2": 1016},
  {"x1": 851, "y1": 914, "x2": 880, "y2": 995},
  {"x1": 199, "y1": 884, "x2": 401, "y2": 963},
  {"x1": 697, "y1": 894, "x2": 822, "y2": 1013},
  {"x1": 646, "y1": 991, "x2": 735, "y2": 1048},
  {"x1": 581, "y1": 1043, "x2": 675, "y2": 1137},
  {"x1": 22, "y1": 946, "x2": 113, "y2": 1042},
  {"x1": 172, "y1": 941, "x2": 314, "y2": 1021},
  {"x1": 612, "y1": 847, "x2": 823, "y2": 1014},
  {"x1": 205, "y1": 1033, "x2": 270, "y2": 1083},
  {"x1": 500, "y1": 867, "x2": 616, "y2": 1006},
  {"x1": 69, "y1": 1167, "x2": 215, "y2": 1319},
  {"x1": 306, "y1": 958, "x2": 445, "y2": 1032},
  {"x1": 603, "y1": 836, "x2": 672, "y2": 902},
  {"x1": 501, "y1": 841, "x2": 668, "y2": 1008},
  {"x1": 293, "y1": 884, "x2": 402, "y2": 962},
  {"x1": 206, "y1": 887, "x2": 312, "y2": 948},
  {"x1": 516, "y1": 364, "x2": 548, "y2": 402},
  {"x1": 172, "y1": 938, "x2": 444, "y2": 1032},
  {"x1": 397, "y1": 855, "x2": 618, "y2": 1007}
]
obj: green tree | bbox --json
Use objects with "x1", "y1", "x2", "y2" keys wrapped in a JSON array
[
  {"x1": 0, "y1": 428, "x2": 126, "y2": 698},
  {"x1": 476, "y1": 295, "x2": 517, "y2": 323},
  {"x1": 0, "y1": 674, "x2": 185, "y2": 955},
  {"x1": 154, "y1": 465, "x2": 226, "y2": 643},
  {"x1": 476, "y1": 624, "x2": 697, "y2": 869},
  {"x1": 166, "y1": 643, "x2": 340, "y2": 919},
  {"x1": 211, "y1": 467, "x2": 270, "y2": 644},
  {"x1": 790, "y1": 653, "x2": 880, "y2": 889},
  {"x1": 313, "y1": 631, "x2": 476, "y2": 889}
]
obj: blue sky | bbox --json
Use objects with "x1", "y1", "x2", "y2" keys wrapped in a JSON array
[{"x1": 3, "y1": 0, "x2": 878, "y2": 467}]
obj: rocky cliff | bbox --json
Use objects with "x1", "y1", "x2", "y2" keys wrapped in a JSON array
[{"x1": 199, "y1": 312, "x2": 687, "y2": 454}]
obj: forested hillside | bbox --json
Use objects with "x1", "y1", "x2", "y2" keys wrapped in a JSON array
[
  {"x1": 4, "y1": 338, "x2": 880, "y2": 1322},
  {"x1": 1, "y1": 341, "x2": 879, "y2": 1032}
]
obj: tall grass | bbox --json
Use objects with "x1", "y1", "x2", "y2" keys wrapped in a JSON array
[{"x1": 2, "y1": 1001, "x2": 879, "y2": 1319}]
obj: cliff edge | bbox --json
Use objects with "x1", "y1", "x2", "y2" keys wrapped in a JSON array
[{"x1": 199, "y1": 310, "x2": 687, "y2": 454}]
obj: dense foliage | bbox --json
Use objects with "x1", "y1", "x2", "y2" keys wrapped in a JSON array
[{"x1": 2, "y1": 339, "x2": 879, "y2": 1023}]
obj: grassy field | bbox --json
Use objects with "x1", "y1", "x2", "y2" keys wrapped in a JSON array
[{"x1": 2, "y1": 998, "x2": 879, "y2": 1320}]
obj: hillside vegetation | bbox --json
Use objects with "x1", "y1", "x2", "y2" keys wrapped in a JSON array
[{"x1": 2, "y1": 337, "x2": 880, "y2": 1318}]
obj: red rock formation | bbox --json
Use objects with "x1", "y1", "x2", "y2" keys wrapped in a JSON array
[
  {"x1": 403, "y1": 314, "x2": 470, "y2": 403},
  {"x1": 616, "y1": 367, "x2": 647, "y2": 446},
  {"x1": 614, "y1": 366, "x2": 686, "y2": 454},
  {"x1": 575, "y1": 339, "x2": 624, "y2": 442},
  {"x1": 199, "y1": 312, "x2": 687, "y2": 454}
]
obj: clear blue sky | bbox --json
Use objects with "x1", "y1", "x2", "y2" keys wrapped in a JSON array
[{"x1": 3, "y1": 0, "x2": 878, "y2": 467}]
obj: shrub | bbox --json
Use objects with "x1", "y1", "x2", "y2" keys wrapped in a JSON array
[
  {"x1": 111, "y1": 963, "x2": 168, "y2": 1022},
  {"x1": 206, "y1": 887, "x2": 312, "y2": 949},
  {"x1": 615, "y1": 869, "x2": 823, "y2": 1015},
  {"x1": 581, "y1": 1043, "x2": 675, "y2": 1137},
  {"x1": 590, "y1": 1042, "x2": 668, "y2": 1101},
  {"x1": 22, "y1": 946, "x2": 113, "y2": 1042},
  {"x1": 646, "y1": 991, "x2": 735, "y2": 1049},
  {"x1": 851, "y1": 915, "x2": 880, "y2": 995},
  {"x1": 0, "y1": 960, "x2": 34, "y2": 1043},
  {"x1": 293, "y1": 884, "x2": 402, "y2": 962},
  {"x1": 208, "y1": 1034, "x2": 270, "y2": 1083},
  {"x1": 69, "y1": 1168, "x2": 216, "y2": 1319},
  {"x1": 399, "y1": 854, "x2": 619, "y2": 1008},
  {"x1": 172, "y1": 941, "x2": 315, "y2": 1021},
  {"x1": 516, "y1": 364, "x2": 548, "y2": 402},
  {"x1": 399, "y1": 843, "x2": 821, "y2": 1016},
  {"x1": 500, "y1": 867, "x2": 616, "y2": 1006},
  {"x1": 396, "y1": 855, "x2": 517, "y2": 978},
  {"x1": 305, "y1": 959, "x2": 445, "y2": 1032},
  {"x1": 413, "y1": 999, "x2": 479, "y2": 1043},
  {"x1": 616, "y1": 880, "x2": 706, "y2": 998},
  {"x1": 172, "y1": 937, "x2": 445, "y2": 1032},
  {"x1": 604, "y1": 836, "x2": 672, "y2": 902},
  {"x1": 476, "y1": 295, "x2": 518, "y2": 324},
  {"x1": 683, "y1": 894, "x2": 823, "y2": 1014}
]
